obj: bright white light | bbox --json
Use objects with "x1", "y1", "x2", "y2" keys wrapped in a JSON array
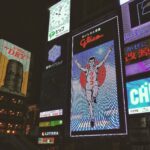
[
  {"x1": 96, "y1": 48, "x2": 103, "y2": 55},
  {"x1": 120, "y1": 0, "x2": 130, "y2": 5},
  {"x1": 39, "y1": 109, "x2": 63, "y2": 118}
]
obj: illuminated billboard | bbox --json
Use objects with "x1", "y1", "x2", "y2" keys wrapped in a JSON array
[
  {"x1": 41, "y1": 131, "x2": 59, "y2": 136},
  {"x1": 40, "y1": 109, "x2": 63, "y2": 118},
  {"x1": 120, "y1": 0, "x2": 150, "y2": 44},
  {"x1": 0, "y1": 39, "x2": 31, "y2": 96},
  {"x1": 38, "y1": 137, "x2": 55, "y2": 144},
  {"x1": 70, "y1": 15, "x2": 127, "y2": 137},
  {"x1": 126, "y1": 77, "x2": 150, "y2": 114},
  {"x1": 125, "y1": 38, "x2": 150, "y2": 76},
  {"x1": 39, "y1": 120, "x2": 63, "y2": 127},
  {"x1": 48, "y1": 0, "x2": 71, "y2": 41},
  {"x1": 120, "y1": 0, "x2": 129, "y2": 5},
  {"x1": 45, "y1": 36, "x2": 68, "y2": 70}
]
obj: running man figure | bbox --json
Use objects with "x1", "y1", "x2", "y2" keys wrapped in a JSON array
[{"x1": 75, "y1": 47, "x2": 112, "y2": 127}]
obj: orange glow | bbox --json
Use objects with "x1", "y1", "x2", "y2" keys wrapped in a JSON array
[
  {"x1": 12, "y1": 130, "x2": 16, "y2": 134},
  {"x1": 6, "y1": 130, "x2": 10, "y2": 134},
  {"x1": 0, "y1": 96, "x2": 4, "y2": 101}
]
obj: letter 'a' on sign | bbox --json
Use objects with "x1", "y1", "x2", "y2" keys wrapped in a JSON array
[
  {"x1": 0, "y1": 39, "x2": 31, "y2": 97},
  {"x1": 70, "y1": 14, "x2": 127, "y2": 137}
]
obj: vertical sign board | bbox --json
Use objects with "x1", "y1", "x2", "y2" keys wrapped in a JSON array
[
  {"x1": 0, "y1": 39, "x2": 31, "y2": 96},
  {"x1": 41, "y1": 37, "x2": 68, "y2": 110},
  {"x1": 48, "y1": 0, "x2": 71, "y2": 41},
  {"x1": 70, "y1": 15, "x2": 127, "y2": 137}
]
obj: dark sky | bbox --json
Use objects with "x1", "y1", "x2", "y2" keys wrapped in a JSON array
[
  {"x1": 0, "y1": 0, "x2": 49, "y2": 104},
  {"x1": 0, "y1": 0, "x2": 119, "y2": 105},
  {"x1": 1, "y1": 0, "x2": 47, "y2": 48}
]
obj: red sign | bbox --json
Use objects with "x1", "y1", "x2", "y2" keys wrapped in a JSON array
[
  {"x1": 125, "y1": 47, "x2": 150, "y2": 64},
  {"x1": 80, "y1": 34, "x2": 104, "y2": 48},
  {"x1": 4, "y1": 46, "x2": 30, "y2": 60}
]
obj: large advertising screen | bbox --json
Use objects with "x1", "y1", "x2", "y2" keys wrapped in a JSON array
[
  {"x1": 0, "y1": 39, "x2": 31, "y2": 96},
  {"x1": 120, "y1": 0, "x2": 150, "y2": 44},
  {"x1": 125, "y1": 38, "x2": 150, "y2": 76},
  {"x1": 70, "y1": 15, "x2": 127, "y2": 137},
  {"x1": 126, "y1": 77, "x2": 150, "y2": 114}
]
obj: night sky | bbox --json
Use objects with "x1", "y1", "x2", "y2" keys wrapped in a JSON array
[
  {"x1": 0, "y1": 0, "x2": 118, "y2": 105},
  {"x1": 0, "y1": 0, "x2": 49, "y2": 104}
]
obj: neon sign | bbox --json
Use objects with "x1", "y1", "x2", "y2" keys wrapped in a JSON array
[
  {"x1": 127, "y1": 77, "x2": 150, "y2": 114},
  {"x1": 39, "y1": 120, "x2": 63, "y2": 127},
  {"x1": 80, "y1": 34, "x2": 104, "y2": 48},
  {"x1": 129, "y1": 82, "x2": 150, "y2": 105},
  {"x1": 38, "y1": 137, "x2": 55, "y2": 144},
  {"x1": 125, "y1": 38, "x2": 150, "y2": 76},
  {"x1": 125, "y1": 47, "x2": 150, "y2": 64},
  {"x1": 39, "y1": 109, "x2": 63, "y2": 118},
  {"x1": 41, "y1": 131, "x2": 59, "y2": 136}
]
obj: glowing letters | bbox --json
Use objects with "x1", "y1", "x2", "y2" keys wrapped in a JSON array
[
  {"x1": 130, "y1": 82, "x2": 150, "y2": 105},
  {"x1": 40, "y1": 109, "x2": 63, "y2": 118},
  {"x1": 39, "y1": 120, "x2": 63, "y2": 127},
  {"x1": 41, "y1": 131, "x2": 59, "y2": 136}
]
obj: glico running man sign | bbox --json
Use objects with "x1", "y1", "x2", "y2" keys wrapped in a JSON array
[{"x1": 70, "y1": 15, "x2": 127, "y2": 137}]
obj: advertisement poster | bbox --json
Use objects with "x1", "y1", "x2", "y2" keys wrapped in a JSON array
[
  {"x1": 70, "y1": 16, "x2": 127, "y2": 137},
  {"x1": 48, "y1": 0, "x2": 70, "y2": 41},
  {"x1": 127, "y1": 77, "x2": 150, "y2": 114},
  {"x1": 125, "y1": 38, "x2": 150, "y2": 76},
  {"x1": 0, "y1": 39, "x2": 31, "y2": 96}
]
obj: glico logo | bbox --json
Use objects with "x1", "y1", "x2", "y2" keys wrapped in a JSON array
[
  {"x1": 80, "y1": 34, "x2": 104, "y2": 48},
  {"x1": 129, "y1": 82, "x2": 150, "y2": 105}
]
